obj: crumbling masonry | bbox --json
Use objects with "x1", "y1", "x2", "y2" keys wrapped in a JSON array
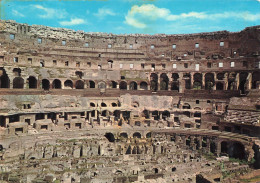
[{"x1": 0, "y1": 20, "x2": 260, "y2": 182}]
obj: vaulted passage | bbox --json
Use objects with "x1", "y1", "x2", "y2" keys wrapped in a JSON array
[
  {"x1": 150, "y1": 73, "x2": 158, "y2": 91},
  {"x1": 160, "y1": 73, "x2": 169, "y2": 90},
  {"x1": 64, "y1": 80, "x2": 73, "y2": 89},
  {"x1": 193, "y1": 73, "x2": 202, "y2": 90},
  {"x1": 75, "y1": 80, "x2": 84, "y2": 89},
  {"x1": 105, "y1": 133, "x2": 115, "y2": 142},
  {"x1": 89, "y1": 80, "x2": 95, "y2": 88},
  {"x1": 140, "y1": 81, "x2": 148, "y2": 90},
  {"x1": 28, "y1": 76, "x2": 37, "y2": 89},
  {"x1": 129, "y1": 81, "x2": 137, "y2": 90},
  {"x1": 13, "y1": 77, "x2": 24, "y2": 89},
  {"x1": 42, "y1": 79, "x2": 50, "y2": 90},
  {"x1": 0, "y1": 68, "x2": 10, "y2": 88},
  {"x1": 119, "y1": 81, "x2": 127, "y2": 90},
  {"x1": 52, "y1": 79, "x2": 61, "y2": 89},
  {"x1": 205, "y1": 73, "x2": 214, "y2": 90}
]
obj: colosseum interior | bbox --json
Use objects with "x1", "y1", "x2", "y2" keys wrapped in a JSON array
[{"x1": 0, "y1": 20, "x2": 260, "y2": 183}]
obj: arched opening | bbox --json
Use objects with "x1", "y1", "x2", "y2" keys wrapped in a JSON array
[
  {"x1": 146, "y1": 132, "x2": 151, "y2": 138},
  {"x1": 89, "y1": 80, "x2": 95, "y2": 88},
  {"x1": 152, "y1": 111, "x2": 159, "y2": 120},
  {"x1": 75, "y1": 80, "x2": 84, "y2": 89},
  {"x1": 13, "y1": 77, "x2": 24, "y2": 89},
  {"x1": 162, "y1": 111, "x2": 170, "y2": 120},
  {"x1": 153, "y1": 168, "x2": 159, "y2": 174},
  {"x1": 133, "y1": 132, "x2": 141, "y2": 138},
  {"x1": 194, "y1": 112, "x2": 201, "y2": 118},
  {"x1": 111, "y1": 81, "x2": 117, "y2": 88},
  {"x1": 228, "y1": 72, "x2": 236, "y2": 90},
  {"x1": 216, "y1": 82, "x2": 224, "y2": 90},
  {"x1": 183, "y1": 73, "x2": 191, "y2": 89},
  {"x1": 172, "y1": 73, "x2": 179, "y2": 81},
  {"x1": 210, "y1": 142, "x2": 216, "y2": 154},
  {"x1": 132, "y1": 146, "x2": 137, "y2": 154},
  {"x1": 129, "y1": 81, "x2": 137, "y2": 90},
  {"x1": 217, "y1": 73, "x2": 225, "y2": 80},
  {"x1": 193, "y1": 73, "x2": 202, "y2": 90},
  {"x1": 90, "y1": 102, "x2": 95, "y2": 107},
  {"x1": 42, "y1": 79, "x2": 50, "y2": 90},
  {"x1": 101, "y1": 110, "x2": 107, "y2": 117},
  {"x1": 205, "y1": 73, "x2": 214, "y2": 90},
  {"x1": 52, "y1": 79, "x2": 61, "y2": 89},
  {"x1": 105, "y1": 133, "x2": 115, "y2": 142},
  {"x1": 27, "y1": 76, "x2": 37, "y2": 89},
  {"x1": 126, "y1": 146, "x2": 131, "y2": 154},
  {"x1": 160, "y1": 73, "x2": 169, "y2": 90},
  {"x1": 142, "y1": 110, "x2": 149, "y2": 119},
  {"x1": 113, "y1": 110, "x2": 121, "y2": 121},
  {"x1": 183, "y1": 103, "x2": 191, "y2": 109},
  {"x1": 120, "y1": 132, "x2": 128, "y2": 138},
  {"x1": 13, "y1": 68, "x2": 21, "y2": 76},
  {"x1": 232, "y1": 142, "x2": 245, "y2": 160},
  {"x1": 140, "y1": 81, "x2": 148, "y2": 90},
  {"x1": 64, "y1": 80, "x2": 73, "y2": 89},
  {"x1": 75, "y1": 71, "x2": 83, "y2": 79},
  {"x1": 171, "y1": 82, "x2": 179, "y2": 91},
  {"x1": 221, "y1": 141, "x2": 228, "y2": 154},
  {"x1": 252, "y1": 72, "x2": 260, "y2": 89},
  {"x1": 119, "y1": 81, "x2": 127, "y2": 90},
  {"x1": 0, "y1": 68, "x2": 10, "y2": 88},
  {"x1": 98, "y1": 82, "x2": 106, "y2": 89},
  {"x1": 108, "y1": 60, "x2": 113, "y2": 69},
  {"x1": 101, "y1": 102, "x2": 107, "y2": 107},
  {"x1": 111, "y1": 102, "x2": 117, "y2": 107},
  {"x1": 239, "y1": 72, "x2": 248, "y2": 94},
  {"x1": 150, "y1": 73, "x2": 158, "y2": 91}
]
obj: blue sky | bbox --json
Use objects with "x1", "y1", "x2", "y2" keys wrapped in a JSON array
[{"x1": 1, "y1": 0, "x2": 260, "y2": 34}]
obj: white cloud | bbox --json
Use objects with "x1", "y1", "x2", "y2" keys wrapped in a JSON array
[
  {"x1": 12, "y1": 10, "x2": 25, "y2": 17},
  {"x1": 257, "y1": 0, "x2": 260, "y2": 2},
  {"x1": 59, "y1": 18, "x2": 86, "y2": 26},
  {"x1": 94, "y1": 8, "x2": 116, "y2": 18},
  {"x1": 33, "y1": 5, "x2": 67, "y2": 19},
  {"x1": 125, "y1": 4, "x2": 260, "y2": 28}
]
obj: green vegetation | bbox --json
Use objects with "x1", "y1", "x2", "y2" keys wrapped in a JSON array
[{"x1": 240, "y1": 175, "x2": 260, "y2": 183}]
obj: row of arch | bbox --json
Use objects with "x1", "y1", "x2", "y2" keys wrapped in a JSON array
[
  {"x1": 1, "y1": 71, "x2": 259, "y2": 91},
  {"x1": 105, "y1": 132, "x2": 151, "y2": 142}
]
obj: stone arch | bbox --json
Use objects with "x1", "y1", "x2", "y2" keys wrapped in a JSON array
[
  {"x1": 133, "y1": 132, "x2": 141, "y2": 138},
  {"x1": 193, "y1": 73, "x2": 202, "y2": 90},
  {"x1": 98, "y1": 81, "x2": 106, "y2": 89},
  {"x1": 152, "y1": 111, "x2": 159, "y2": 120},
  {"x1": 171, "y1": 82, "x2": 179, "y2": 91},
  {"x1": 111, "y1": 81, "x2": 117, "y2": 88},
  {"x1": 160, "y1": 73, "x2": 169, "y2": 90},
  {"x1": 111, "y1": 102, "x2": 117, "y2": 107},
  {"x1": 132, "y1": 101, "x2": 139, "y2": 108},
  {"x1": 101, "y1": 102, "x2": 107, "y2": 107},
  {"x1": 142, "y1": 110, "x2": 149, "y2": 119},
  {"x1": 52, "y1": 79, "x2": 61, "y2": 89},
  {"x1": 172, "y1": 73, "x2": 179, "y2": 81},
  {"x1": 42, "y1": 79, "x2": 50, "y2": 90},
  {"x1": 64, "y1": 79, "x2": 73, "y2": 89},
  {"x1": 119, "y1": 81, "x2": 127, "y2": 90},
  {"x1": 119, "y1": 132, "x2": 128, "y2": 138},
  {"x1": 210, "y1": 142, "x2": 216, "y2": 154},
  {"x1": 162, "y1": 110, "x2": 170, "y2": 120},
  {"x1": 221, "y1": 141, "x2": 228, "y2": 154},
  {"x1": 140, "y1": 81, "x2": 148, "y2": 90},
  {"x1": 27, "y1": 76, "x2": 37, "y2": 89},
  {"x1": 183, "y1": 73, "x2": 191, "y2": 89},
  {"x1": 216, "y1": 82, "x2": 224, "y2": 90},
  {"x1": 217, "y1": 72, "x2": 225, "y2": 80},
  {"x1": 231, "y1": 142, "x2": 245, "y2": 160},
  {"x1": 89, "y1": 80, "x2": 95, "y2": 88},
  {"x1": 228, "y1": 72, "x2": 237, "y2": 90},
  {"x1": 105, "y1": 132, "x2": 115, "y2": 142},
  {"x1": 150, "y1": 73, "x2": 158, "y2": 91},
  {"x1": 146, "y1": 132, "x2": 151, "y2": 138},
  {"x1": 0, "y1": 68, "x2": 10, "y2": 88},
  {"x1": 239, "y1": 72, "x2": 248, "y2": 94},
  {"x1": 252, "y1": 71, "x2": 260, "y2": 89},
  {"x1": 205, "y1": 73, "x2": 214, "y2": 90},
  {"x1": 75, "y1": 80, "x2": 84, "y2": 89},
  {"x1": 90, "y1": 102, "x2": 95, "y2": 107},
  {"x1": 183, "y1": 103, "x2": 191, "y2": 109},
  {"x1": 129, "y1": 81, "x2": 137, "y2": 90},
  {"x1": 13, "y1": 77, "x2": 24, "y2": 89}
]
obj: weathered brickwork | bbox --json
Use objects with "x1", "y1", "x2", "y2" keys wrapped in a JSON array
[{"x1": 0, "y1": 20, "x2": 259, "y2": 182}]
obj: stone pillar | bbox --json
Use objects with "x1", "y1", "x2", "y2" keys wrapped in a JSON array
[
  {"x1": 213, "y1": 72, "x2": 217, "y2": 90},
  {"x1": 44, "y1": 113, "x2": 48, "y2": 119},
  {"x1": 190, "y1": 72, "x2": 194, "y2": 89},
  {"x1": 202, "y1": 73, "x2": 205, "y2": 89},
  {"x1": 137, "y1": 84, "x2": 140, "y2": 90},
  {"x1": 236, "y1": 73, "x2": 240, "y2": 90},
  {"x1": 5, "y1": 116, "x2": 9, "y2": 128},
  {"x1": 224, "y1": 73, "x2": 228, "y2": 90},
  {"x1": 94, "y1": 110, "x2": 97, "y2": 118},
  {"x1": 247, "y1": 72, "x2": 252, "y2": 90},
  {"x1": 179, "y1": 74, "x2": 184, "y2": 93},
  {"x1": 147, "y1": 85, "x2": 151, "y2": 90}
]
